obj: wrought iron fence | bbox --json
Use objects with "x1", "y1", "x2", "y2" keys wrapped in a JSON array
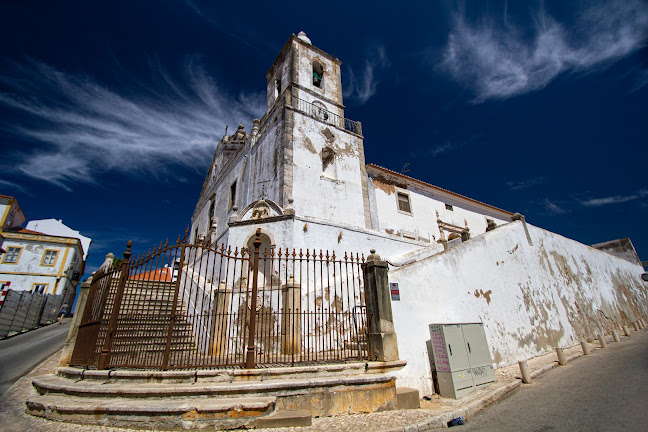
[
  {"x1": 293, "y1": 96, "x2": 362, "y2": 135},
  {"x1": 71, "y1": 230, "x2": 372, "y2": 370}
]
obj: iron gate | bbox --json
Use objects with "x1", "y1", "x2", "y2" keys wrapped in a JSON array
[{"x1": 70, "y1": 230, "x2": 372, "y2": 370}]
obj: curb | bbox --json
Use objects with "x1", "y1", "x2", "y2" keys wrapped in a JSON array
[{"x1": 379, "y1": 344, "x2": 607, "y2": 432}]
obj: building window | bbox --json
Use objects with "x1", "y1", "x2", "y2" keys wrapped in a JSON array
[
  {"x1": 311, "y1": 101, "x2": 329, "y2": 121},
  {"x1": 275, "y1": 78, "x2": 281, "y2": 98},
  {"x1": 321, "y1": 147, "x2": 337, "y2": 179},
  {"x1": 209, "y1": 194, "x2": 216, "y2": 224},
  {"x1": 2, "y1": 246, "x2": 22, "y2": 264},
  {"x1": 229, "y1": 180, "x2": 237, "y2": 210},
  {"x1": 445, "y1": 203, "x2": 454, "y2": 211},
  {"x1": 312, "y1": 61, "x2": 323, "y2": 87},
  {"x1": 397, "y1": 192, "x2": 412, "y2": 214},
  {"x1": 41, "y1": 249, "x2": 59, "y2": 266},
  {"x1": 31, "y1": 283, "x2": 48, "y2": 294}
]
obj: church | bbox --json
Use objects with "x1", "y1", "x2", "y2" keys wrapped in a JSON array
[
  {"x1": 190, "y1": 33, "x2": 648, "y2": 396},
  {"x1": 191, "y1": 32, "x2": 512, "y2": 263}
]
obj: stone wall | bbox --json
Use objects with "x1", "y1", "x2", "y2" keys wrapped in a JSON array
[{"x1": 388, "y1": 220, "x2": 648, "y2": 395}]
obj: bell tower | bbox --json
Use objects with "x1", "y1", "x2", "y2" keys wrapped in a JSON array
[
  {"x1": 266, "y1": 31, "x2": 344, "y2": 115},
  {"x1": 263, "y1": 32, "x2": 371, "y2": 230}
]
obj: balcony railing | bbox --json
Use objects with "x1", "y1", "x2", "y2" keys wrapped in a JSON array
[{"x1": 293, "y1": 96, "x2": 362, "y2": 136}]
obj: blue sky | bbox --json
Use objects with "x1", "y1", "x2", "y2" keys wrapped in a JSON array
[{"x1": 1, "y1": 0, "x2": 646, "y2": 274}]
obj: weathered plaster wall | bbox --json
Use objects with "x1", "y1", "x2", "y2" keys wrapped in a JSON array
[
  {"x1": 591, "y1": 237, "x2": 641, "y2": 266},
  {"x1": 192, "y1": 119, "x2": 283, "y2": 243},
  {"x1": 388, "y1": 221, "x2": 648, "y2": 395},
  {"x1": 291, "y1": 112, "x2": 367, "y2": 228},
  {"x1": 0, "y1": 238, "x2": 80, "y2": 295},
  {"x1": 293, "y1": 42, "x2": 343, "y2": 110},
  {"x1": 369, "y1": 174, "x2": 509, "y2": 243}
]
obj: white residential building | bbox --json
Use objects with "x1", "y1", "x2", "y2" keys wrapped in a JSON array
[{"x1": 0, "y1": 195, "x2": 91, "y2": 303}]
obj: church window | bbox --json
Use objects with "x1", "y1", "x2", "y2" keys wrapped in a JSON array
[
  {"x1": 397, "y1": 192, "x2": 412, "y2": 214},
  {"x1": 312, "y1": 61, "x2": 323, "y2": 88},
  {"x1": 312, "y1": 101, "x2": 329, "y2": 121},
  {"x1": 321, "y1": 147, "x2": 337, "y2": 179},
  {"x1": 209, "y1": 195, "x2": 216, "y2": 223},
  {"x1": 229, "y1": 180, "x2": 237, "y2": 210},
  {"x1": 275, "y1": 78, "x2": 281, "y2": 98},
  {"x1": 445, "y1": 203, "x2": 454, "y2": 211}
]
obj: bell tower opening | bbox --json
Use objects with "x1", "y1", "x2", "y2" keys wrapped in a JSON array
[{"x1": 312, "y1": 61, "x2": 323, "y2": 88}]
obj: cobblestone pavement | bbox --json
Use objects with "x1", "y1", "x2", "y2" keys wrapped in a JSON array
[{"x1": 0, "y1": 341, "x2": 602, "y2": 432}]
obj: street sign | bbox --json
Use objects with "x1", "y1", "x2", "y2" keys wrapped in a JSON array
[{"x1": 390, "y1": 282, "x2": 400, "y2": 301}]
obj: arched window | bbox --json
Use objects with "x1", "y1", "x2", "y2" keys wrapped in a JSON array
[
  {"x1": 321, "y1": 147, "x2": 337, "y2": 180},
  {"x1": 312, "y1": 61, "x2": 323, "y2": 88},
  {"x1": 274, "y1": 77, "x2": 281, "y2": 98},
  {"x1": 311, "y1": 101, "x2": 329, "y2": 121}
]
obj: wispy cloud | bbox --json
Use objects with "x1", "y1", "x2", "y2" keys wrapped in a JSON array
[
  {"x1": 579, "y1": 188, "x2": 648, "y2": 207},
  {"x1": 540, "y1": 198, "x2": 569, "y2": 215},
  {"x1": 437, "y1": 0, "x2": 648, "y2": 102},
  {"x1": 507, "y1": 177, "x2": 545, "y2": 191},
  {"x1": 428, "y1": 141, "x2": 462, "y2": 157},
  {"x1": 344, "y1": 46, "x2": 390, "y2": 104},
  {"x1": 0, "y1": 179, "x2": 27, "y2": 193},
  {"x1": 0, "y1": 56, "x2": 265, "y2": 190}
]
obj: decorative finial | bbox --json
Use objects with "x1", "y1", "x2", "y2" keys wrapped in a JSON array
[
  {"x1": 367, "y1": 249, "x2": 381, "y2": 262},
  {"x1": 297, "y1": 31, "x2": 312, "y2": 44}
]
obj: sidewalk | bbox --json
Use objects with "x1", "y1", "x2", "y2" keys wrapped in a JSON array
[{"x1": 0, "y1": 336, "x2": 627, "y2": 432}]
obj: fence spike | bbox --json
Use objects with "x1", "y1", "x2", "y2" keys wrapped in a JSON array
[{"x1": 331, "y1": 250, "x2": 336, "y2": 260}]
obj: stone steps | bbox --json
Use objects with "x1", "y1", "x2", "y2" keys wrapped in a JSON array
[
  {"x1": 28, "y1": 360, "x2": 408, "y2": 429},
  {"x1": 57, "y1": 360, "x2": 406, "y2": 383},
  {"x1": 26, "y1": 394, "x2": 277, "y2": 430},
  {"x1": 32, "y1": 372, "x2": 395, "y2": 399}
]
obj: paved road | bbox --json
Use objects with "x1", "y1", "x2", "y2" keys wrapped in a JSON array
[
  {"x1": 459, "y1": 330, "x2": 648, "y2": 432},
  {"x1": 0, "y1": 319, "x2": 70, "y2": 395}
]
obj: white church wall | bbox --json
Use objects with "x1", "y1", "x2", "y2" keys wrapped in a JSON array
[
  {"x1": 192, "y1": 120, "x2": 283, "y2": 243},
  {"x1": 369, "y1": 174, "x2": 509, "y2": 243},
  {"x1": 387, "y1": 220, "x2": 648, "y2": 395},
  {"x1": 291, "y1": 113, "x2": 367, "y2": 229}
]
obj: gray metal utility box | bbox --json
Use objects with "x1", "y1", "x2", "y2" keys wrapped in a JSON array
[{"x1": 429, "y1": 323, "x2": 495, "y2": 399}]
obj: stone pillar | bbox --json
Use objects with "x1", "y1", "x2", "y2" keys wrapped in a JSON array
[
  {"x1": 281, "y1": 276, "x2": 302, "y2": 355},
  {"x1": 211, "y1": 282, "x2": 231, "y2": 357},
  {"x1": 58, "y1": 279, "x2": 92, "y2": 366},
  {"x1": 363, "y1": 250, "x2": 399, "y2": 362}
]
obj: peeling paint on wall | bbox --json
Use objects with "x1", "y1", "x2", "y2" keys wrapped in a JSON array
[{"x1": 388, "y1": 220, "x2": 648, "y2": 395}]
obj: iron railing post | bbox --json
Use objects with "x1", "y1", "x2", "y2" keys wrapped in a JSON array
[
  {"x1": 98, "y1": 241, "x2": 132, "y2": 370},
  {"x1": 162, "y1": 244, "x2": 186, "y2": 370},
  {"x1": 244, "y1": 229, "x2": 262, "y2": 368}
]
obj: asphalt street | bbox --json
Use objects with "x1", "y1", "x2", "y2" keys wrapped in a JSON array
[
  {"x1": 458, "y1": 330, "x2": 648, "y2": 432},
  {"x1": 0, "y1": 319, "x2": 70, "y2": 395}
]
